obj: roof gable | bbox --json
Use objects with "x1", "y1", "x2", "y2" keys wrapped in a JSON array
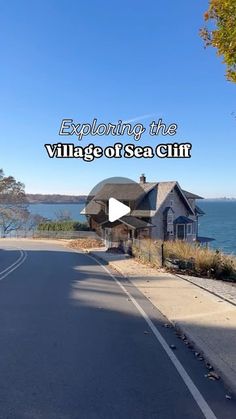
[
  {"x1": 139, "y1": 181, "x2": 195, "y2": 216},
  {"x1": 174, "y1": 182, "x2": 195, "y2": 215},
  {"x1": 182, "y1": 190, "x2": 204, "y2": 200}
]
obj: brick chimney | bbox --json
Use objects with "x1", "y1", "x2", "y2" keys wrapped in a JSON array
[{"x1": 139, "y1": 173, "x2": 146, "y2": 184}]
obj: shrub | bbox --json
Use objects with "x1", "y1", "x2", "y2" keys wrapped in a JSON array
[{"x1": 37, "y1": 220, "x2": 90, "y2": 231}]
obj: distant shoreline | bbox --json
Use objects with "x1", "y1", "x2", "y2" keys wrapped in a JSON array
[
  {"x1": 26, "y1": 194, "x2": 87, "y2": 204},
  {"x1": 200, "y1": 198, "x2": 236, "y2": 202},
  {"x1": 28, "y1": 202, "x2": 86, "y2": 205}
]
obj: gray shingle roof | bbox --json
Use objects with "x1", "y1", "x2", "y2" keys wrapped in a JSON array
[
  {"x1": 195, "y1": 205, "x2": 205, "y2": 216},
  {"x1": 120, "y1": 216, "x2": 153, "y2": 229},
  {"x1": 174, "y1": 216, "x2": 195, "y2": 224},
  {"x1": 101, "y1": 216, "x2": 153, "y2": 230},
  {"x1": 82, "y1": 181, "x2": 198, "y2": 217},
  {"x1": 94, "y1": 182, "x2": 155, "y2": 201},
  {"x1": 156, "y1": 182, "x2": 176, "y2": 208},
  {"x1": 197, "y1": 236, "x2": 215, "y2": 243},
  {"x1": 132, "y1": 182, "x2": 176, "y2": 217},
  {"x1": 133, "y1": 181, "x2": 195, "y2": 216},
  {"x1": 183, "y1": 190, "x2": 204, "y2": 200},
  {"x1": 80, "y1": 199, "x2": 101, "y2": 215}
]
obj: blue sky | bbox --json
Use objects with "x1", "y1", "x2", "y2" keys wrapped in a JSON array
[{"x1": 0, "y1": 0, "x2": 235, "y2": 197}]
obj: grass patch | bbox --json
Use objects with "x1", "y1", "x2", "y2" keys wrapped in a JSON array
[
  {"x1": 131, "y1": 239, "x2": 163, "y2": 268},
  {"x1": 131, "y1": 239, "x2": 236, "y2": 281}
]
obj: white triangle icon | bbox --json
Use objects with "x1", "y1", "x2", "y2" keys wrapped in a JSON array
[{"x1": 108, "y1": 198, "x2": 131, "y2": 222}]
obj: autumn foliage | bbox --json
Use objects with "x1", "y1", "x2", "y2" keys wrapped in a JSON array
[{"x1": 200, "y1": 0, "x2": 236, "y2": 82}]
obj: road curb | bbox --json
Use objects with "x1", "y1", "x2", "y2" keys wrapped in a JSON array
[{"x1": 174, "y1": 273, "x2": 236, "y2": 307}]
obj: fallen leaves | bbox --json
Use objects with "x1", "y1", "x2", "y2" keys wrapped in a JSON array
[
  {"x1": 163, "y1": 323, "x2": 171, "y2": 328},
  {"x1": 69, "y1": 238, "x2": 103, "y2": 249},
  {"x1": 205, "y1": 362, "x2": 213, "y2": 371},
  {"x1": 205, "y1": 371, "x2": 220, "y2": 381},
  {"x1": 170, "y1": 344, "x2": 176, "y2": 350}
]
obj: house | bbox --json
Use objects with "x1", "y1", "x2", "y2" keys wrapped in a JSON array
[{"x1": 82, "y1": 175, "x2": 212, "y2": 246}]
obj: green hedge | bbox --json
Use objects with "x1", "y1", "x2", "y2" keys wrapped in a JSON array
[{"x1": 37, "y1": 220, "x2": 90, "y2": 231}]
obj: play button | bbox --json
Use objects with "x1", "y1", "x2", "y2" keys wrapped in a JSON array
[
  {"x1": 108, "y1": 198, "x2": 130, "y2": 222},
  {"x1": 83, "y1": 176, "x2": 146, "y2": 235}
]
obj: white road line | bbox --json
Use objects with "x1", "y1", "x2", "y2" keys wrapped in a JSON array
[
  {"x1": 0, "y1": 248, "x2": 27, "y2": 281},
  {"x1": 0, "y1": 248, "x2": 25, "y2": 275},
  {"x1": 87, "y1": 253, "x2": 218, "y2": 419}
]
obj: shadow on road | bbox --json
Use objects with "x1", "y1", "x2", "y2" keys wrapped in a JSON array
[{"x1": 0, "y1": 245, "x2": 235, "y2": 419}]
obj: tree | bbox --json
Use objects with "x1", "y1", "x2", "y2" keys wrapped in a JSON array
[
  {"x1": 27, "y1": 214, "x2": 47, "y2": 231},
  {"x1": 0, "y1": 169, "x2": 29, "y2": 236},
  {"x1": 200, "y1": 0, "x2": 236, "y2": 82}
]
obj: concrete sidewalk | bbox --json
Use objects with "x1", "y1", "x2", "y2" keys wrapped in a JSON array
[{"x1": 90, "y1": 249, "x2": 236, "y2": 394}]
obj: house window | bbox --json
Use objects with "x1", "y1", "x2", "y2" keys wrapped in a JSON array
[
  {"x1": 167, "y1": 212, "x2": 174, "y2": 235},
  {"x1": 167, "y1": 213, "x2": 173, "y2": 224},
  {"x1": 170, "y1": 200, "x2": 173, "y2": 207},
  {"x1": 176, "y1": 224, "x2": 185, "y2": 240},
  {"x1": 187, "y1": 224, "x2": 192, "y2": 235}
]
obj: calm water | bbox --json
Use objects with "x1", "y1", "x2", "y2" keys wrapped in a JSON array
[
  {"x1": 29, "y1": 203, "x2": 86, "y2": 222},
  {"x1": 29, "y1": 201, "x2": 236, "y2": 254},
  {"x1": 198, "y1": 201, "x2": 236, "y2": 255}
]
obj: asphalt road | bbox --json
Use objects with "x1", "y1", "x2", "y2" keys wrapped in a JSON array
[{"x1": 0, "y1": 240, "x2": 235, "y2": 419}]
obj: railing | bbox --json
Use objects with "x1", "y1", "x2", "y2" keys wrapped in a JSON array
[
  {"x1": 1, "y1": 230, "x2": 99, "y2": 240},
  {"x1": 33, "y1": 230, "x2": 98, "y2": 239},
  {"x1": 126, "y1": 238, "x2": 164, "y2": 267}
]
